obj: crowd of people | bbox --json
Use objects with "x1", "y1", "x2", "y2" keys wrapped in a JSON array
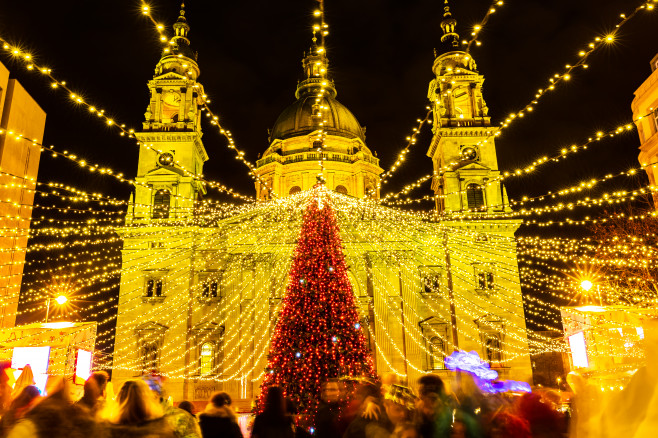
[{"x1": 0, "y1": 366, "x2": 572, "y2": 438}]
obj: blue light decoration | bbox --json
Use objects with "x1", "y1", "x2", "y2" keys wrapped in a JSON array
[
  {"x1": 331, "y1": 336, "x2": 338, "y2": 343},
  {"x1": 444, "y1": 350, "x2": 531, "y2": 394},
  {"x1": 295, "y1": 352, "x2": 302, "y2": 358},
  {"x1": 445, "y1": 350, "x2": 499, "y2": 380},
  {"x1": 354, "y1": 323, "x2": 361, "y2": 329}
]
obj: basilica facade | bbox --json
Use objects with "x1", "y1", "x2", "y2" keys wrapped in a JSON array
[{"x1": 112, "y1": 5, "x2": 531, "y2": 404}]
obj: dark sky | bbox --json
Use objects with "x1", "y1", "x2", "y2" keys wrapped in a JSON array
[{"x1": 0, "y1": 0, "x2": 656, "y2": 207}]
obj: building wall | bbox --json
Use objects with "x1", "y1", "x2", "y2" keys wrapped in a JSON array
[
  {"x1": 0, "y1": 62, "x2": 46, "y2": 328},
  {"x1": 632, "y1": 53, "x2": 658, "y2": 208},
  {"x1": 112, "y1": 214, "x2": 533, "y2": 404}
]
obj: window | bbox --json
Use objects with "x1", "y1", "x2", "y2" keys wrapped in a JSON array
[
  {"x1": 335, "y1": 185, "x2": 348, "y2": 195},
  {"x1": 466, "y1": 183, "x2": 485, "y2": 210},
  {"x1": 143, "y1": 342, "x2": 159, "y2": 372},
  {"x1": 313, "y1": 140, "x2": 323, "y2": 149},
  {"x1": 476, "y1": 315, "x2": 504, "y2": 366},
  {"x1": 146, "y1": 277, "x2": 164, "y2": 297},
  {"x1": 423, "y1": 274, "x2": 441, "y2": 295},
  {"x1": 477, "y1": 272, "x2": 494, "y2": 290},
  {"x1": 420, "y1": 266, "x2": 443, "y2": 296},
  {"x1": 420, "y1": 318, "x2": 450, "y2": 370},
  {"x1": 152, "y1": 189, "x2": 171, "y2": 219},
  {"x1": 289, "y1": 186, "x2": 301, "y2": 195},
  {"x1": 429, "y1": 336, "x2": 447, "y2": 370},
  {"x1": 202, "y1": 280, "x2": 219, "y2": 298},
  {"x1": 199, "y1": 342, "x2": 215, "y2": 375},
  {"x1": 484, "y1": 335, "x2": 503, "y2": 364}
]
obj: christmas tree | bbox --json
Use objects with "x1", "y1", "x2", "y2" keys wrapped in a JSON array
[{"x1": 258, "y1": 187, "x2": 377, "y2": 418}]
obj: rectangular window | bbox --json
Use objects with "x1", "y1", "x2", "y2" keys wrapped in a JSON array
[
  {"x1": 420, "y1": 266, "x2": 443, "y2": 296},
  {"x1": 145, "y1": 277, "x2": 164, "y2": 297},
  {"x1": 474, "y1": 264, "x2": 495, "y2": 291},
  {"x1": 200, "y1": 272, "x2": 222, "y2": 299}
]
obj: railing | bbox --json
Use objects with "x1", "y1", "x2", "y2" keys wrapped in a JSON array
[{"x1": 256, "y1": 151, "x2": 379, "y2": 168}]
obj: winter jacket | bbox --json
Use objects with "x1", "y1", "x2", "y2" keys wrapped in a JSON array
[
  {"x1": 163, "y1": 404, "x2": 201, "y2": 438},
  {"x1": 6, "y1": 394, "x2": 98, "y2": 438},
  {"x1": 314, "y1": 401, "x2": 343, "y2": 438},
  {"x1": 101, "y1": 417, "x2": 176, "y2": 438},
  {"x1": 198, "y1": 405, "x2": 243, "y2": 438},
  {"x1": 251, "y1": 412, "x2": 295, "y2": 438}
]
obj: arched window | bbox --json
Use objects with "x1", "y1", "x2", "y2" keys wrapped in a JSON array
[
  {"x1": 143, "y1": 343, "x2": 159, "y2": 372},
  {"x1": 429, "y1": 336, "x2": 446, "y2": 370},
  {"x1": 485, "y1": 336, "x2": 503, "y2": 364},
  {"x1": 335, "y1": 185, "x2": 348, "y2": 195},
  {"x1": 199, "y1": 342, "x2": 215, "y2": 375},
  {"x1": 289, "y1": 186, "x2": 301, "y2": 195},
  {"x1": 466, "y1": 183, "x2": 485, "y2": 210},
  {"x1": 153, "y1": 189, "x2": 171, "y2": 219},
  {"x1": 171, "y1": 114, "x2": 179, "y2": 123}
]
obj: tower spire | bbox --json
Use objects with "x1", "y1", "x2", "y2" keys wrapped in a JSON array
[
  {"x1": 439, "y1": 0, "x2": 460, "y2": 52},
  {"x1": 296, "y1": 0, "x2": 336, "y2": 99},
  {"x1": 172, "y1": 2, "x2": 190, "y2": 41}
]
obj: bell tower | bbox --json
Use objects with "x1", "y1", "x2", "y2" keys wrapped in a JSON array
[
  {"x1": 426, "y1": 1, "x2": 510, "y2": 214},
  {"x1": 130, "y1": 3, "x2": 208, "y2": 222}
]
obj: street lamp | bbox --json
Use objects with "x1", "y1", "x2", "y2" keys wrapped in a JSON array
[{"x1": 45, "y1": 295, "x2": 68, "y2": 323}]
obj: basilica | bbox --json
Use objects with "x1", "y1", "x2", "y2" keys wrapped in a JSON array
[{"x1": 112, "y1": 4, "x2": 531, "y2": 404}]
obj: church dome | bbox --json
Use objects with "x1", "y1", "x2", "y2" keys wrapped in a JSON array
[{"x1": 270, "y1": 93, "x2": 366, "y2": 143}]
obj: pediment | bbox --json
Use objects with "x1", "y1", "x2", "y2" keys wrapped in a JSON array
[
  {"x1": 135, "y1": 321, "x2": 168, "y2": 333},
  {"x1": 145, "y1": 166, "x2": 185, "y2": 177},
  {"x1": 454, "y1": 161, "x2": 491, "y2": 171},
  {"x1": 153, "y1": 71, "x2": 187, "y2": 81}
]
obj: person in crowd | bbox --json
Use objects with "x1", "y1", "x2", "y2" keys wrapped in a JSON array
[
  {"x1": 103, "y1": 379, "x2": 174, "y2": 438},
  {"x1": 393, "y1": 422, "x2": 420, "y2": 438},
  {"x1": 486, "y1": 411, "x2": 530, "y2": 438},
  {"x1": 0, "y1": 385, "x2": 40, "y2": 438},
  {"x1": 11, "y1": 364, "x2": 34, "y2": 399},
  {"x1": 145, "y1": 375, "x2": 201, "y2": 438},
  {"x1": 343, "y1": 381, "x2": 387, "y2": 438},
  {"x1": 251, "y1": 385, "x2": 295, "y2": 438},
  {"x1": 178, "y1": 401, "x2": 196, "y2": 416},
  {"x1": 7, "y1": 376, "x2": 98, "y2": 438},
  {"x1": 284, "y1": 398, "x2": 311, "y2": 438},
  {"x1": 198, "y1": 391, "x2": 243, "y2": 438},
  {"x1": 314, "y1": 378, "x2": 345, "y2": 438},
  {"x1": 516, "y1": 392, "x2": 564, "y2": 438},
  {"x1": 383, "y1": 385, "x2": 417, "y2": 430},
  {"x1": 0, "y1": 362, "x2": 12, "y2": 416},
  {"x1": 76, "y1": 371, "x2": 110, "y2": 418},
  {"x1": 414, "y1": 375, "x2": 451, "y2": 438}
]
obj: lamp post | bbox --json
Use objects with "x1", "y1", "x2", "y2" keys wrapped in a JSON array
[
  {"x1": 580, "y1": 279, "x2": 602, "y2": 305},
  {"x1": 45, "y1": 295, "x2": 68, "y2": 323}
]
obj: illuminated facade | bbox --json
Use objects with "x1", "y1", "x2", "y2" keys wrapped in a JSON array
[
  {"x1": 112, "y1": 5, "x2": 531, "y2": 404},
  {"x1": 0, "y1": 61, "x2": 46, "y2": 328},
  {"x1": 632, "y1": 53, "x2": 658, "y2": 208}
]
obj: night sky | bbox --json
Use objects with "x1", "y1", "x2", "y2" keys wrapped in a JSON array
[{"x1": 0, "y1": 0, "x2": 656, "y2": 210}]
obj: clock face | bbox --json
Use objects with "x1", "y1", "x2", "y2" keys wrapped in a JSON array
[
  {"x1": 163, "y1": 90, "x2": 181, "y2": 107},
  {"x1": 461, "y1": 147, "x2": 478, "y2": 161},
  {"x1": 158, "y1": 153, "x2": 174, "y2": 166}
]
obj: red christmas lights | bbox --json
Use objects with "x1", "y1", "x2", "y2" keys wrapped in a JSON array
[{"x1": 257, "y1": 187, "x2": 376, "y2": 419}]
